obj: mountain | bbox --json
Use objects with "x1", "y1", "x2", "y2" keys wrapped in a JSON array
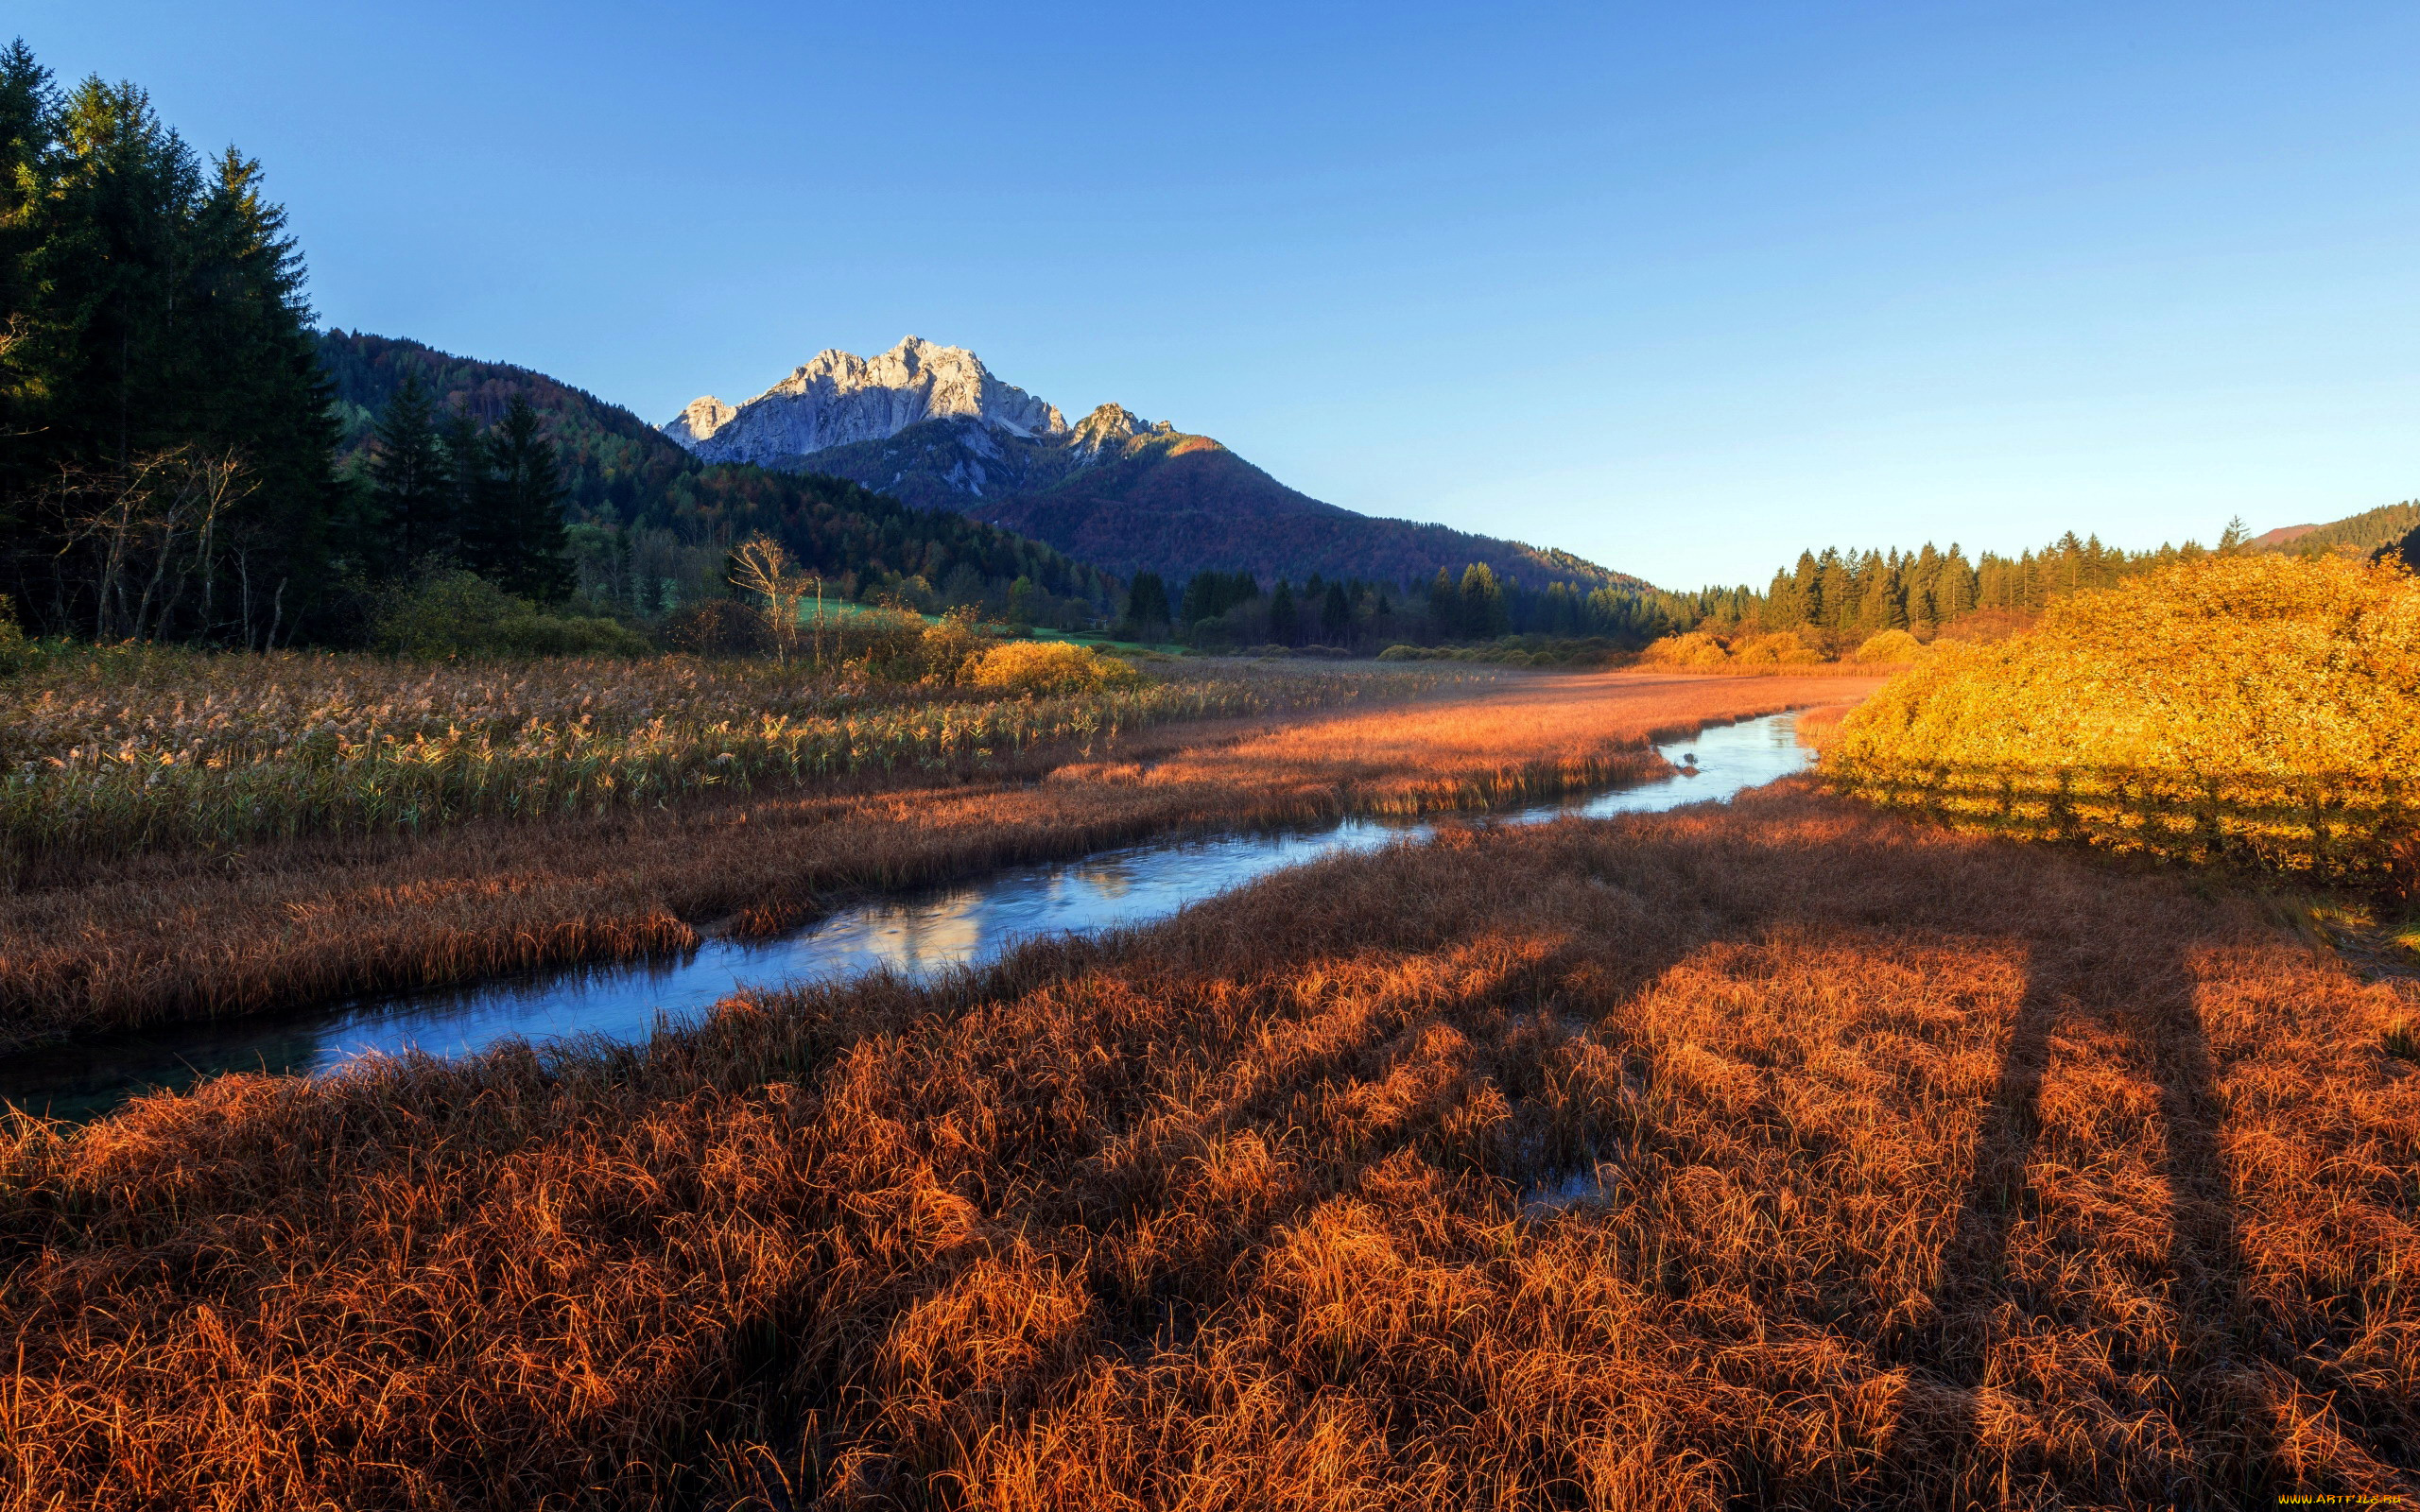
[
  {"x1": 662, "y1": 338, "x2": 1647, "y2": 592},
  {"x1": 317, "y1": 332, "x2": 1118, "y2": 620},
  {"x1": 669, "y1": 336, "x2": 1065, "y2": 460}
]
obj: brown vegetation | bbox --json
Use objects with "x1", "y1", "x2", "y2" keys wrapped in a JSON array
[
  {"x1": 0, "y1": 670, "x2": 1871, "y2": 1050},
  {"x1": 3, "y1": 775, "x2": 2409, "y2": 1507}
]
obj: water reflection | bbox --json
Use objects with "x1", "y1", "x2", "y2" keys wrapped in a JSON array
[{"x1": 1, "y1": 711, "x2": 1810, "y2": 1121}]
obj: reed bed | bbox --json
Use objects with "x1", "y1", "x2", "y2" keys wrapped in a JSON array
[
  {"x1": 1825, "y1": 553, "x2": 2420, "y2": 892},
  {"x1": 1, "y1": 779, "x2": 2409, "y2": 1508},
  {"x1": 0, "y1": 645, "x2": 1431, "y2": 868},
  {"x1": 0, "y1": 670, "x2": 1869, "y2": 1048}
]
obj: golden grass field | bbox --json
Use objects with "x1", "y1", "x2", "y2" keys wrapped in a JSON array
[
  {"x1": 4, "y1": 657, "x2": 2411, "y2": 1510},
  {"x1": 0, "y1": 644, "x2": 1409, "y2": 872},
  {"x1": 3, "y1": 766, "x2": 2411, "y2": 1507},
  {"x1": 0, "y1": 667, "x2": 1867, "y2": 1050}
]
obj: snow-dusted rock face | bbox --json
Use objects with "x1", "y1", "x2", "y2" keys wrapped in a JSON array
[{"x1": 661, "y1": 336, "x2": 1067, "y2": 464}]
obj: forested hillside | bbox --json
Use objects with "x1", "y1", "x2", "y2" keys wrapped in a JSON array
[
  {"x1": 2255, "y1": 500, "x2": 2420, "y2": 559},
  {"x1": 796, "y1": 409, "x2": 1651, "y2": 593},
  {"x1": 318, "y1": 333, "x2": 1119, "y2": 627}
]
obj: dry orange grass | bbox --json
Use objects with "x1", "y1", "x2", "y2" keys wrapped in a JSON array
[
  {"x1": 0, "y1": 670, "x2": 1872, "y2": 1050},
  {"x1": 2, "y1": 775, "x2": 2411, "y2": 1508}
]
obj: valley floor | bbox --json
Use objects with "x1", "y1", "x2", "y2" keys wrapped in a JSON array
[
  {"x1": 0, "y1": 668, "x2": 1864, "y2": 1051},
  {"x1": 6, "y1": 670, "x2": 2410, "y2": 1509}
]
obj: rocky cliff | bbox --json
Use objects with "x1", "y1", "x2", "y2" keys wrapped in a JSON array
[{"x1": 665, "y1": 336, "x2": 1064, "y2": 464}]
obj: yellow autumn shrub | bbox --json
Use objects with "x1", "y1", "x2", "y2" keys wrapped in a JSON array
[
  {"x1": 1641, "y1": 631, "x2": 1731, "y2": 667},
  {"x1": 1853, "y1": 628, "x2": 1925, "y2": 663},
  {"x1": 1732, "y1": 630, "x2": 1824, "y2": 665},
  {"x1": 1824, "y1": 553, "x2": 2420, "y2": 887},
  {"x1": 961, "y1": 639, "x2": 1142, "y2": 696}
]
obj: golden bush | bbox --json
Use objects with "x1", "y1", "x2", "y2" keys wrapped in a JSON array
[
  {"x1": 962, "y1": 640, "x2": 1143, "y2": 696},
  {"x1": 1640, "y1": 630, "x2": 1731, "y2": 667},
  {"x1": 1732, "y1": 630, "x2": 1823, "y2": 665},
  {"x1": 1853, "y1": 628, "x2": 1925, "y2": 663},
  {"x1": 1824, "y1": 553, "x2": 2420, "y2": 887}
]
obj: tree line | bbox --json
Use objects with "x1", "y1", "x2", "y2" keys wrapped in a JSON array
[
  {"x1": 1118, "y1": 561, "x2": 1684, "y2": 651},
  {"x1": 1661, "y1": 525, "x2": 2258, "y2": 649}
]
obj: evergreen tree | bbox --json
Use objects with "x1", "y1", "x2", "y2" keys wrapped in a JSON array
[
  {"x1": 1267, "y1": 579, "x2": 1300, "y2": 644},
  {"x1": 368, "y1": 372, "x2": 451, "y2": 573},
  {"x1": 462, "y1": 393, "x2": 570, "y2": 601},
  {"x1": 438, "y1": 405, "x2": 487, "y2": 552},
  {"x1": 1123, "y1": 570, "x2": 1171, "y2": 631},
  {"x1": 0, "y1": 47, "x2": 342, "y2": 644},
  {"x1": 1320, "y1": 578, "x2": 1352, "y2": 642},
  {"x1": 1427, "y1": 568, "x2": 1461, "y2": 640},
  {"x1": 1460, "y1": 562, "x2": 1509, "y2": 639}
]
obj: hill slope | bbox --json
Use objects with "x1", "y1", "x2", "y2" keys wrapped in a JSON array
[
  {"x1": 665, "y1": 339, "x2": 1647, "y2": 592},
  {"x1": 2252, "y1": 501, "x2": 2419, "y2": 558},
  {"x1": 316, "y1": 332, "x2": 1117, "y2": 615}
]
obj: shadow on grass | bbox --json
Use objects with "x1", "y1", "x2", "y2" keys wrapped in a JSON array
[{"x1": 1902, "y1": 937, "x2": 2270, "y2": 1509}]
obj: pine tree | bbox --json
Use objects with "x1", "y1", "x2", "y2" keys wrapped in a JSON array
[
  {"x1": 0, "y1": 48, "x2": 340, "y2": 643},
  {"x1": 1123, "y1": 570, "x2": 1170, "y2": 631},
  {"x1": 368, "y1": 372, "x2": 451, "y2": 573},
  {"x1": 438, "y1": 404, "x2": 487, "y2": 558},
  {"x1": 1460, "y1": 563, "x2": 1508, "y2": 639},
  {"x1": 1321, "y1": 578, "x2": 1352, "y2": 642},
  {"x1": 1267, "y1": 580, "x2": 1300, "y2": 645},
  {"x1": 462, "y1": 393, "x2": 570, "y2": 601},
  {"x1": 1427, "y1": 568, "x2": 1461, "y2": 641}
]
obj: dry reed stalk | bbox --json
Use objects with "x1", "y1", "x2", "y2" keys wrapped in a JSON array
[
  {"x1": 0, "y1": 775, "x2": 2411, "y2": 1507},
  {"x1": 0, "y1": 671, "x2": 1872, "y2": 1049}
]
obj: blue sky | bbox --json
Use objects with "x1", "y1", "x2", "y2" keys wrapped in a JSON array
[{"x1": 23, "y1": 2, "x2": 2420, "y2": 589}]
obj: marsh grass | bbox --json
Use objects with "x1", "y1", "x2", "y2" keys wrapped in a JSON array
[
  {"x1": 0, "y1": 779, "x2": 2409, "y2": 1507},
  {"x1": 0, "y1": 669, "x2": 1868, "y2": 1047},
  {"x1": 0, "y1": 645, "x2": 1415, "y2": 868}
]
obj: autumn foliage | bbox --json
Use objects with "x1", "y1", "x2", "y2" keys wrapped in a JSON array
[{"x1": 1825, "y1": 553, "x2": 2420, "y2": 891}]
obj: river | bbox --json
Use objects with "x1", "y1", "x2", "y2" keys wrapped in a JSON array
[{"x1": 0, "y1": 710, "x2": 1813, "y2": 1121}]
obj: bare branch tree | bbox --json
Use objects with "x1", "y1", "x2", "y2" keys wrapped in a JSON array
[{"x1": 729, "y1": 533, "x2": 813, "y2": 666}]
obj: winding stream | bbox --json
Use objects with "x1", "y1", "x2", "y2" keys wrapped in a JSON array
[{"x1": 0, "y1": 711, "x2": 1813, "y2": 1121}]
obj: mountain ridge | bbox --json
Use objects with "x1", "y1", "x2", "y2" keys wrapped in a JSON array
[
  {"x1": 660, "y1": 338, "x2": 1648, "y2": 592},
  {"x1": 669, "y1": 336, "x2": 1065, "y2": 460}
]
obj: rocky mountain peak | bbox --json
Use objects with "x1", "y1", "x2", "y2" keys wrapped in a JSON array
[
  {"x1": 665, "y1": 395, "x2": 738, "y2": 446},
  {"x1": 660, "y1": 335, "x2": 1066, "y2": 465},
  {"x1": 1069, "y1": 403, "x2": 1152, "y2": 455}
]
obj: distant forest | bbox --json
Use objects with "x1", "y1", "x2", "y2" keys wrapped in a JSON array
[{"x1": 1657, "y1": 509, "x2": 2419, "y2": 654}]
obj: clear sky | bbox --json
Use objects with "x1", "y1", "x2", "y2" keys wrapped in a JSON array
[{"x1": 20, "y1": 2, "x2": 2420, "y2": 589}]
